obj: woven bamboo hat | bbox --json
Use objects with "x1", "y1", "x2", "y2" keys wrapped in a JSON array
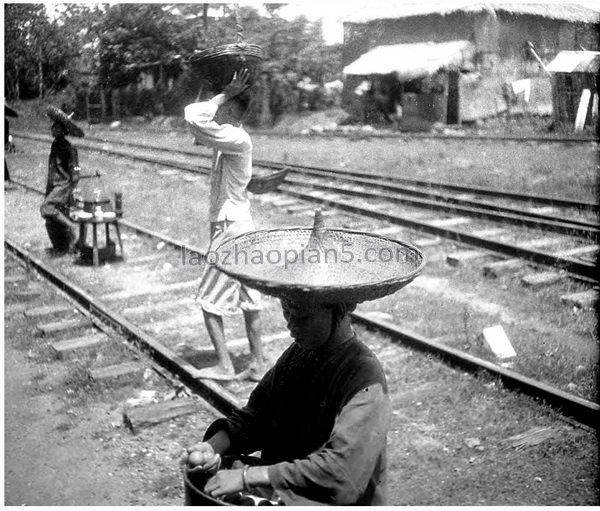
[
  {"x1": 189, "y1": 43, "x2": 263, "y2": 90},
  {"x1": 46, "y1": 106, "x2": 85, "y2": 138},
  {"x1": 213, "y1": 210, "x2": 425, "y2": 304}
]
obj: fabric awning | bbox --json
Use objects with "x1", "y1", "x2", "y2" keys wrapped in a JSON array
[
  {"x1": 546, "y1": 51, "x2": 600, "y2": 74},
  {"x1": 343, "y1": 40, "x2": 475, "y2": 80}
]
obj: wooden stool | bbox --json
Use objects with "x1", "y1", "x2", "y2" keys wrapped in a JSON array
[{"x1": 76, "y1": 216, "x2": 125, "y2": 267}]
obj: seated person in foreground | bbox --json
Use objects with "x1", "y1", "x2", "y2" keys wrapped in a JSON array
[{"x1": 184, "y1": 298, "x2": 391, "y2": 505}]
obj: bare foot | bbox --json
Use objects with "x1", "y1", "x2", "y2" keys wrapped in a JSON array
[
  {"x1": 237, "y1": 363, "x2": 267, "y2": 382},
  {"x1": 195, "y1": 365, "x2": 236, "y2": 381}
]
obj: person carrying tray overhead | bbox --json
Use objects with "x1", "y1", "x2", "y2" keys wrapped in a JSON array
[
  {"x1": 41, "y1": 106, "x2": 83, "y2": 254},
  {"x1": 184, "y1": 44, "x2": 266, "y2": 382},
  {"x1": 182, "y1": 211, "x2": 426, "y2": 505}
]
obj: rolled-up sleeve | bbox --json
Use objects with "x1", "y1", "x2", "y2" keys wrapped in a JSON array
[
  {"x1": 184, "y1": 101, "x2": 251, "y2": 155},
  {"x1": 268, "y1": 383, "x2": 391, "y2": 505}
]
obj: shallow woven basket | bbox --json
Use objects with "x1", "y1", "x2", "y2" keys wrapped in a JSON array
[
  {"x1": 213, "y1": 211, "x2": 425, "y2": 304},
  {"x1": 247, "y1": 168, "x2": 289, "y2": 194},
  {"x1": 189, "y1": 43, "x2": 263, "y2": 89}
]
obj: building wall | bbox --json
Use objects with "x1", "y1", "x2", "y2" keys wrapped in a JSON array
[{"x1": 342, "y1": 11, "x2": 598, "y2": 123}]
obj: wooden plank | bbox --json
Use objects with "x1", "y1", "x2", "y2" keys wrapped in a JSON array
[
  {"x1": 123, "y1": 398, "x2": 200, "y2": 433},
  {"x1": 521, "y1": 271, "x2": 565, "y2": 288},
  {"x1": 52, "y1": 333, "x2": 108, "y2": 359},
  {"x1": 25, "y1": 303, "x2": 72, "y2": 319},
  {"x1": 37, "y1": 318, "x2": 92, "y2": 336},
  {"x1": 574, "y1": 88, "x2": 591, "y2": 131},
  {"x1": 89, "y1": 361, "x2": 145, "y2": 384}
]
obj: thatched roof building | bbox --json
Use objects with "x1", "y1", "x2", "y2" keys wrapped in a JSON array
[{"x1": 340, "y1": 2, "x2": 600, "y2": 126}]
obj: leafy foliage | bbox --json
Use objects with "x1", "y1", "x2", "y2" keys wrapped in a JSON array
[{"x1": 4, "y1": 3, "x2": 344, "y2": 123}]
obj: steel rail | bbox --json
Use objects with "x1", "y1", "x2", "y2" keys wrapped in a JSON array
[
  {"x1": 352, "y1": 313, "x2": 599, "y2": 429},
  {"x1": 5, "y1": 227, "x2": 598, "y2": 428},
  {"x1": 15, "y1": 132, "x2": 598, "y2": 212},
  {"x1": 12, "y1": 142, "x2": 597, "y2": 280},
  {"x1": 254, "y1": 159, "x2": 599, "y2": 213},
  {"x1": 279, "y1": 186, "x2": 598, "y2": 281},
  {"x1": 284, "y1": 176, "x2": 599, "y2": 238},
  {"x1": 14, "y1": 133, "x2": 597, "y2": 234},
  {"x1": 4, "y1": 238, "x2": 239, "y2": 416},
  {"x1": 279, "y1": 169, "x2": 599, "y2": 229},
  {"x1": 249, "y1": 128, "x2": 599, "y2": 145}
]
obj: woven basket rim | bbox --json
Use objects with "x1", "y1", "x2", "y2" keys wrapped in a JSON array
[
  {"x1": 213, "y1": 227, "x2": 426, "y2": 302},
  {"x1": 190, "y1": 43, "x2": 263, "y2": 66}
]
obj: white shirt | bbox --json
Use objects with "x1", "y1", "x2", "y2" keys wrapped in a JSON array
[{"x1": 184, "y1": 101, "x2": 253, "y2": 222}]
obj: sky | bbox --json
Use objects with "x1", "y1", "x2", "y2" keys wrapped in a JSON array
[{"x1": 43, "y1": 0, "x2": 600, "y2": 46}]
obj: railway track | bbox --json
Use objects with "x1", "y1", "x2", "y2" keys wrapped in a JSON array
[
  {"x1": 4, "y1": 177, "x2": 598, "y2": 429},
  {"x1": 14, "y1": 132, "x2": 600, "y2": 285}
]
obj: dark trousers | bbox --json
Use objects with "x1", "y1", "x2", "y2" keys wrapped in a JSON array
[{"x1": 45, "y1": 216, "x2": 74, "y2": 252}]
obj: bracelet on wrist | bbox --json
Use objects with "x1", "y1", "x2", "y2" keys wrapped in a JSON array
[{"x1": 241, "y1": 465, "x2": 251, "y2": 492}]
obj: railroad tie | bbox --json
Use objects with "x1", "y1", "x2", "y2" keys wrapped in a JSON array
[
  {"x1": 122, "y1": 397, "x2": 201, "y2": 434},
  {"x1": 4, "y1": 302, "x2": 30, "y2": 316},
  {"x1": 51, "y1": 333, "x2": 108, "y2": 360},
  {"x1": 560, "y1": 290, "x2": 598, "y2": 309},
  {"x1": 521, "y1": 271, "x2": 565, "y2": 289},
  {"x1": 4, "y1": 274, "x2": 27, "y2": 285},
  {"x1": 412, "y1": 237, "x2": 441, "y2": 248},
  {"x1": 482, "y1": 259, "x2": 526, "y2": 278},
  {"x1": 25, "y1": 303, "x2": 73, "y2": 319},
  {"x1": 553, "y1": 244, "x2": 599, "y2": 258},
  {"x1": 429, "y1": 217, "x2": 471, "y2": 228},
  {"x1": 36, "y1": 318, "x2": 92, "y2": 336},
  {"x1": 446, "y1": 250, "x2": 490, "y2": 267},
  {"x1": 11, "y1": 287, "x2": 43, "y2": 301},
  {"x1": 89, "y1": 361, "x2": 145, "y2": 386}
]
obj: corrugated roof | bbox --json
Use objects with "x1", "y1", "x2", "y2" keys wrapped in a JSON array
[
  {"x1": 342, "y1": 2, "x2": 600, "y2": 24},
  {"x1": 343, "y1": 40, "x2": 475, "y2": 79},
  {"x1": 546, "y1": 50, "x2": 600, "y2": 73}
]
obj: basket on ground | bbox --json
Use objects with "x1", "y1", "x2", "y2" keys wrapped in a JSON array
[{"x1": 213, "y1": 210, "x2": 425, "y2": 304}]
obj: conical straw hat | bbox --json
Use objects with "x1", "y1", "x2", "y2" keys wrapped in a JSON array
[
  {"x1": 46, "y1": 106, "x2": 85, "y2": 138},
  {"x1": 213, "y1": 210, "x2": 425, "y2": 304}
]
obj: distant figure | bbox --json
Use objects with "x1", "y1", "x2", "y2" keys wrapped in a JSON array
[
  {"x1": 41, "y1": 107, "x2": 83, "y2": 254},
  {"x1": 184, "y1": 69, "x2": 266, "y2": 382},
  {"x1": 5, "y1": 104, "x2": 19, "y2": 184}
]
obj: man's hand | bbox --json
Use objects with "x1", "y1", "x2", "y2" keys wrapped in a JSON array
[
  {"x1": 204, "y1": 469, "x2": 244, "y2": 498},
  {"x1": 223, "y1": 69, "x2": 250, "y2": 100},
  {"x1": 183, "y1": 442, "x2": 221, "y2": 475}
]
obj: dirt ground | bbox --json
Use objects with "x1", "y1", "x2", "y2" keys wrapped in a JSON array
[{"x1": 3, "y1": 271, "x2": 224, "y2": 506}]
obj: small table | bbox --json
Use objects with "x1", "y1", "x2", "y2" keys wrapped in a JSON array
[{"x1": 75, "y1": 215, "x2": 125, "y2": 267}]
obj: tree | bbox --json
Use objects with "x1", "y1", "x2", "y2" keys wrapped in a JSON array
[{"x1": 4, "y1": 3, "x2": 96, "y2": 100}]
